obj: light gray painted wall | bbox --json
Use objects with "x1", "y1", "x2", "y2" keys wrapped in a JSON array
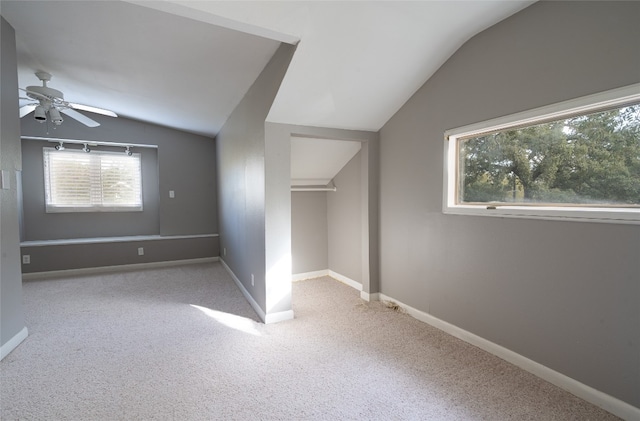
[
  {"x1": 21, "y1": 237, "x2": 217, "y2": 273},
  {"x1": 21, "y1": 139, "x2": 159, "y2": 240},
  {"x1": 269, "y1": 124, "x2": 379, "y2": 294},
  {"x1": 19, "y1": 101, "x2": 217, "y2": 272},
  {"x1": 20, "y1": 114, "x2": 217, "y2": 237},
  {"x1": 0, "y1": 16, "x2": 26, "y2": 357},
  {"x1": 291, "y1": 191, "x2": 328, "y2": 274},
  {"x1": 379, "y1": 1, "x2": 640, "y2": 407},
  {"x1": 327, "y1": 151, "x2": 361, "y2": 283},
  {"x1": 216, "y1": 44, "x2": 296, "y2": 316}
]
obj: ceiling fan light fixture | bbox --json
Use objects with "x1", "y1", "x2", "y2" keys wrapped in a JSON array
[
  {"x1": 20, "y1": 72, "x2": 116, "y2": 128},
  {"x1": 34, "y1": 105, "x2": 47, "y2": 122},
  {"x1": 49, "y1": 107, "x2": 63, "y2": 125}
]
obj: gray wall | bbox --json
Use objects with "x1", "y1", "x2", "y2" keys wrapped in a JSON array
[
  {"x1": 290, "y1": 130, "x2": 378, "y2": 282},
  {"x1": 327, "y1": 151, "x2": 362, "y2": 283},
  {"x1": 216, "y1": 43, "x2": 296, "y2": 317},
  {"x1": 20, "y1": 113, "x2": 217, "y2": 237},
  {"x1": 291, "y1": 192, "x2": 327, "y2": 274},
  {"x1": 21, "y1": 237, "x2": 216, "y2": 274},
  {"x1": 21, "y1": 139, "x2": 159, "y2": 240},
  {"x1": 279, "y1": 125, "x2": 378, "y2": 293},
  {"x1": 20, "y1": 101, "x2": 218, "y2": 272},
  {"x1": 379, "y1": 1, "x2": 640, "y2": 407},
  {"x1": 0, "y1": 16, "x2": 27, "y2": 358}
]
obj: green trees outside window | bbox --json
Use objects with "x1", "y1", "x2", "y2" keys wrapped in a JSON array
[{"x1": 460, "y1": 104, "x2": 640, "y2": 206}]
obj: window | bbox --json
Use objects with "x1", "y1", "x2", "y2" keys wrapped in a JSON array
[
  {"x1": 43, "y1": 147, "x2": 143, "y2": 213},
  {"x1": 444, "y1": 84, "x2": 640, "y2": 224}
]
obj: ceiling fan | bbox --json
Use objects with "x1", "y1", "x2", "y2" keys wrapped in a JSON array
[{"x1": 19, "y1": 71, "x2": 117, "y2": 128}]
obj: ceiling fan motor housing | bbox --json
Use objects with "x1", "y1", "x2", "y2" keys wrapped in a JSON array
[{"x1": 26, "y1": 86, "x2": 64, "y2": 103}]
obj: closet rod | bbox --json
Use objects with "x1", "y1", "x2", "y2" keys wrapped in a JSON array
[{"x1": 291, "y1": 186, "x2": 337, "y2": 192}]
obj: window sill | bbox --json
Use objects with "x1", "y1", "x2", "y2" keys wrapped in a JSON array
[
  {"x1": 443, "y1": 205, "x2": 640, "y2": 225},
  {"x1": 21, "y1": 234, "x2": 219, "y2": 247}
]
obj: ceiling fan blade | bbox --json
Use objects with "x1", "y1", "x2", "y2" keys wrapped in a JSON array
[
  {"x1": 59, "y1": 108, "x2": 100, "y2": 127},
  {"x1": 20, "y1": 104, "x2": 37, "y2": 118},
  {"x1": 67, "y1": 102, "x2": 117, "y2": 117}
]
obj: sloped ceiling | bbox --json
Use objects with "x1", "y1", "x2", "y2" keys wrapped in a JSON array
[
  {"x1": 1, "y1": 0, "x2": 280, "y2": 138},
  {"x1": 1, "y1": 0, "x2": 534, "y2": 183},
  {"x1": 132, "y1": 1, "x2": 535, "y2": 132},
  {"x1": 2, "y1": 0, "x2": 535, "y2": 137},
  {"x1": 291, "y1": 137, "x2": 361, "y2": 186}
]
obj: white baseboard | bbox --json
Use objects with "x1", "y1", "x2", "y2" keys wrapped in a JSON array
[
  {"x1": 328, "y1": 270, "x2": 362, "y2": 291},
  {"x1": 292, "y1": 269, "x2": 329, "y2": 282},
  {"x1": 373, "y1": 292, "x2": 639, "y2": 421},
  {"x1": 219, "y1": 258, "x2": 266, "y2": 322},
  {"x1": 22, "y1": 257, "x2": 219, "y2": 280},
  {"x1": 360, "y1": 291, "x2": 380, "y2": 302},
  {"x1": 0, "y1": 326, "x2": 28, "y2": 361},
  {"x1": 265, "y1": 310, "x2": 295, "y2": 324},
  {"x1": 292, "y1": 269, "x2": 362, "y2": 292},
  {"x1": 220, "y1": 258, "x2": 295, "y2": 325}
]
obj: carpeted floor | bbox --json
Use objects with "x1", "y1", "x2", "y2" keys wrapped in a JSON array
[{"x1": 1, "y1": 262, "x2": 619, "y2": 420}]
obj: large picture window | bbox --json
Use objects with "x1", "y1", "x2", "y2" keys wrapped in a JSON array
[
  {"x1": 444, "y1": 84, "x2": 640, "y2": 223},
  {"x1": 43, "y1": 147, "x2": 143, "y2": 213}
]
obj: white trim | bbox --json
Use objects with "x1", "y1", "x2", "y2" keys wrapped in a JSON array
[
  {"x1": 220, "y1": 258, "x2": 267, "y2": 323},
  {"x1": 294, "y1": 269, "x2": 375, "y2": 301},
  {"x1": 43, "y1": 147, "x2": 144, "y2": 213},
  {"x1": 446, "y1": 84, "x2": 640, "y2": 139},
  {"x1": 291, "y1": 187, "x2": 337, "y2": 192},
  {"x1": 372, "y1": 292, "x2": 640, "y2": 420},
  {"x1": 22, "y1": 257, "x2": 218, "y2": 280},
  {"x1": 21, "y1": 234, "x2": 218, "y2": 247},
  {"x1": 443, "y1": 83, "x2": 640, "y2": 225},
  {"x1": 125, "y1": 1, "x2": 299, "y2": 45},
  {"x1": 220, "y1": 258, "x2": 294, "y2": 324},
  {"x1": 0, "y1": 327, "x2": 28, "y2": 361},
  {"x1": 264, "y1": 310, "x2": 295, "y2": 324},
  {"x1": 292, "y1": 269, "x2": 329, "y2": 282},
  {"x1": 328, "y1": 270, "x2": 362, "y2": 291},
  {"x1": 360, "y1": 291, "x2": 380, "y2": 302}
]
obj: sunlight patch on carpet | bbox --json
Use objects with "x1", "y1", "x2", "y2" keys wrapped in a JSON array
[{"x1": 190, "y1": 304, "x2": 261, "y2": 336}]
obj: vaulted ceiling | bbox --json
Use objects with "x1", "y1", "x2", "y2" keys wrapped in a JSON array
[{"x1": 2, "y1": 0, "x2": 534, "y2": 138}]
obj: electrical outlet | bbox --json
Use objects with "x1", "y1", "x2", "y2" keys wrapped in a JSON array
[
  {"x1": 22, "y1": 255, "x2": 30, "y2": 264},
  {"x1": 223, "y1": 247, "x2": 226, "y2": 256},
  {"x1": 138, "y1": 247, "x2": 144, "y2": 256},
  {"x1": 169, "y1": 190, "x2": 175, "y2": 198},
  {"x1": 251, "y1": 273, "x2": 254, "y2": 286}
]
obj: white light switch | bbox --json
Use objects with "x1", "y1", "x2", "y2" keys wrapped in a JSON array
[
  {"x1": 169, "y1": 190, "x2": 175, "y2": 198},
  {"x1": 1, "y1": 170, "x2": 10, "y2": 190}
]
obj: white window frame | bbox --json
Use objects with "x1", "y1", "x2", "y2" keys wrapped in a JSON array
[
  {"x1": 443, "y1": 83, "x2": 640, "y2": 224},
  {"x1": 43, "y1": 147, "x2": 143, "y2": 213}
]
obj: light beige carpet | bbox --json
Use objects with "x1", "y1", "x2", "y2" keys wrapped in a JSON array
[{"x1": 0, "y1": 262, "x2": 619, "y2": 420}]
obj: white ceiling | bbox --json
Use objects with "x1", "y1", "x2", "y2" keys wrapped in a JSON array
[
  {"x1": 131, "y1": 1, "x2": 535, "y2": 132},
  {"x1": 1, "y1": 0, "x2": 534, "y2": 183},
  {"x1": 291, "y1": 137, "x2": 361, "y2": 186},
  {"x1": 1, "y1": 0, "x2": 280, "y2": 138}
]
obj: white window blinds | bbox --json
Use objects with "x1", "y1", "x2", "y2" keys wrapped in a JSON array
[{"x1": 43, "y1": 147, "x2": 143, "y2": 212}]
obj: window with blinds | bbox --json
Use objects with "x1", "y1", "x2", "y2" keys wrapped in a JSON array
[{"x1": 43, "y1": 147, "x2": 143, "y2": 213}]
